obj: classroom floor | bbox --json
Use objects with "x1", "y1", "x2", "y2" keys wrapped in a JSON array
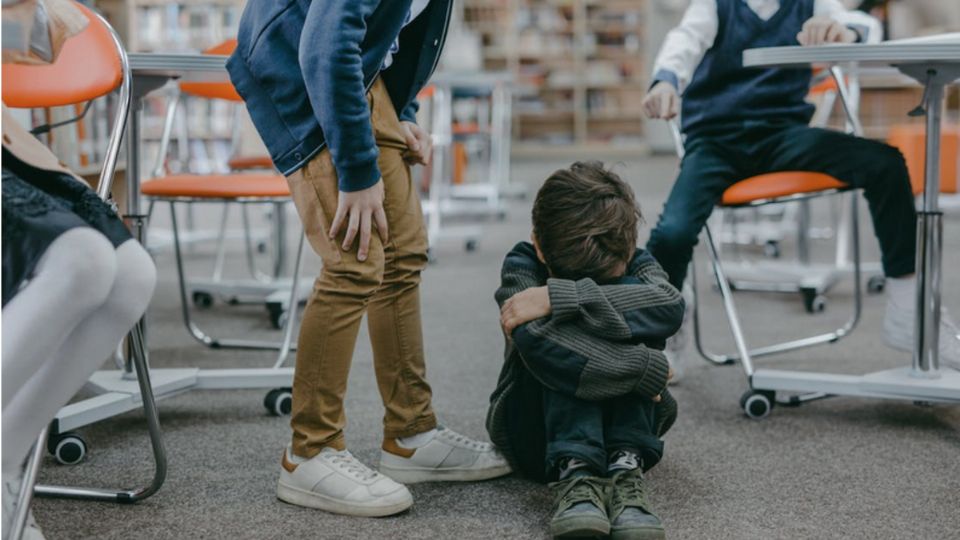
[{"x1": 34, "y1": 155, "x2": 960, "y2": 539}]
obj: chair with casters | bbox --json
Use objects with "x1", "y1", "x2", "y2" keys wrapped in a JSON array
[
  {"x1": 2, "y1": 2, "x2": 166, "y2": 533},
  {"x1": 142, "y1": 39, "x2": 309, "y2": 348},
  {"x1": 672, "y1": 67, "x2": 869, "y2": 418}
]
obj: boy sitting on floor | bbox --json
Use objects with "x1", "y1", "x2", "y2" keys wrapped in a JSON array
[
  {"x1": 487, "y1": 162, "x2": 684, "y2": 539},
  {"x1": 642, "y1": 0, "x2": 960, "y2": 370}
]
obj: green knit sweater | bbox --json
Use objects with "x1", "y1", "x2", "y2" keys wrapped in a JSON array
[{"x1": 486, "y1": 242, "x2": 682, "y2": 481}]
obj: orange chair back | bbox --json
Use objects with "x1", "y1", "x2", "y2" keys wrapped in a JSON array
[
  {"x1": 2, "y1": 3, "x2": 123, "y2": 107},
  {"x1": 887, "y1": 124, "x2": 959, "y2": 195},
  {"x1": 179, "y1": 39, "x2": 241, "y2": 102}
]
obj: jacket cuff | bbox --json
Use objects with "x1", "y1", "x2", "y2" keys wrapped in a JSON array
[
  {"x1": 547, "y1": 278, "x2": 580, "y2": 322},
  {"x1": 651, "y1": 69, "x2": 680, "y2": 92},
  {"x1": 399, "y1": 100, "x2": 420, "y2": 123},
  {"x1": 633, "y1": 350, "x2": 670, "y2": 399},
  {"x1": 337, "y1": 159, "x2": 381, "y2": 193},
  {"x1": 846, "y1": 23, "x2": 869, "y2": 43}
]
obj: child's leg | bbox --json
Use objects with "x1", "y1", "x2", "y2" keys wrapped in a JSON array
[
  {"x1": 603, "y1": 395, "x2": 663, "y2": 473},
  {"x1": 759, "y1": 126, "x2": 916, "y2": 279},
  {"x1": 645, "y1": 140, "x2": 745, "y2": 289},
  {"x1": 542, "y1": 388, "x2": 607, "y2": 478},
  {"x1": 603, "y1": 395, "x2": 667, "y2": 540},
  {"x1": 542, "y1": 388, "x2": 611, "y2": 538}
]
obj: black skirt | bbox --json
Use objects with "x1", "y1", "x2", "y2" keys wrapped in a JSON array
[{"x1": 2, "y1": 148, "x2": 132, "y2": 307}]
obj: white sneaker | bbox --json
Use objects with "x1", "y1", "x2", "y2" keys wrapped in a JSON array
[
  {"x1": 665, "y1": 283, "x2": 695, "y2": 385},
  {"x1": 883, "y1": 277, "x2": 960, "y2": 370},
  {"x1": 379, "y1": 427, "x2": 512, "y2": 484},
  {"x1": 276, "y1": 446, "x2": 413, "y2": 517}
]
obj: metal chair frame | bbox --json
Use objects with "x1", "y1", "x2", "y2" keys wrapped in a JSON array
[
  {"x1": 5, "y1": 9, "x2": 169, "y2": 536},
  {"x1": 680, "y1": 67, "x2": 866, "y2": 377}
]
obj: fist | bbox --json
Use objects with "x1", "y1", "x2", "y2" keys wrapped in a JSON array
[
  {"x1": 642, "y1": 81, "x2": 679, "y2": 120},
  {"x1": 797, "y1": 16, "x2": 858, "y2": 46}
]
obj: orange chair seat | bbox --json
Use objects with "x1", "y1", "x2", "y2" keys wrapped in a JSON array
[
  {"x1": 227, "y1": 155, "x2": 276, "y2": 171},
  {"x1": 722, "y1": 172, "x2": 848, "y2": 207},
  {"x1": 142, "y1": 173, "x2": 289, "y2": 199}
]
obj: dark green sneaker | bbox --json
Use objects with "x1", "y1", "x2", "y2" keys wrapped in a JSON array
[
  {"x1": 548, "y1": 475, "x2": 610, "y2": 538},
  {"x1": 608, "y1": 468, "x2": 665, "y2": 540}
]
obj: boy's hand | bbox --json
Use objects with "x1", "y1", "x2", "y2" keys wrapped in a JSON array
[
  {"x1": 501, "y1": 286, "x2": 551, "y2": 334},
  {"x1": 797, "y1": 16, "x2": 858, "y2": 46},
  {"x1": 652, "y1": 367, "x2": 675, "y2": 403},
  {"x1": 329, "y1": 180, "x2": 389, "y2": 263},
  {"x1": 400, "y1": 121, "x2": 432, "y2": 166},
  {"x1": 642, "y1": 81, "x2": 679, "y2": 120}
]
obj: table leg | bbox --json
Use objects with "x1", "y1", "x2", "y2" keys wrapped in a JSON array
[{"x1": 913, "y1": 78, "x2": 945, "y2": 377}]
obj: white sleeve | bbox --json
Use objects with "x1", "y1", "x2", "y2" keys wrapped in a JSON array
[
  {"x1": 651, "y1": 0, "x2": 719, "y2": 93},
  {"x1": 814, "y1": 0, "x2": 883, "y2": 43}
]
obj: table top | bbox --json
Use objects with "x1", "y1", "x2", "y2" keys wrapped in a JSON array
[
  {"x1": 744, "y1": 42, "x2": 960, "y2": 69},
  {"x1": 432, "y1": 70, "x2": 514, "y2": 88},
  {"x1": 128, "y1": 53, "x2": 228, "y2": 81}
]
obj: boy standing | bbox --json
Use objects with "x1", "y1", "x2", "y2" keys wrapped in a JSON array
[
  {"x1": 489, "y1": 162, "x2": 683, "y2": 539},
  {"x1": 642, "y1": 0, "x2": 960, "y2": 367},
  {"x1": 228, "y1": 0, "x2": 509, "y2": 517}
]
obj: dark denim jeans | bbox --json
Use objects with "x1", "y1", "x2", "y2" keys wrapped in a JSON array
[
  {"x1": 543, "y1": 388, "x2": 663, "y2": 479},
  {"x1": 646, "y1": 121, "x2": 917, "y2": 289}
]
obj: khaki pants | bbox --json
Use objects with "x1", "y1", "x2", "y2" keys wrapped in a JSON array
[{"x1": 285, "y1": 79, "x2": 436, "y2": 457}]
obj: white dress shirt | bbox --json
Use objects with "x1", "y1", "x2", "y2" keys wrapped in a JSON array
[{"x1": 653, "y1": 0, "x2": 882, "y2": 92}]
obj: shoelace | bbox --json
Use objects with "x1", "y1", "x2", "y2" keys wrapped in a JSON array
[
  {"x1": 328, "y1": 452, "x2": 379, "y2": 482},
  {"x1": 610, "y1": 472, "x2": 649, "y2": 514},
  {"x1": 554, "y1": 476, "x2": 607, "y2": 511},
  {"x1": 440, "y1": 429, "x2": 490, "y2": 451}
]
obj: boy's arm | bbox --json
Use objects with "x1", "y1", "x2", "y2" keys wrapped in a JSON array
[
  {"x1": 547, "y1": 260, "x2": 684, "y2": 343},
  {"x1": 512, "y1": 321, "x2": 671, "y2": 402},
  {"x1": 650, "y1": 0, "x2": 718, "y2": 95},
  {"x1": 496, "y1": 242, "x2": 548, "y2": 308},
  {"x1": 300, "y1": 0, "x2": 381, "y2": 193}
]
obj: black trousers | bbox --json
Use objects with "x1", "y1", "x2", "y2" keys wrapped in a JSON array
[
  {"x1": 543, "y1": 388, "x2": 663, "y2": 479},
  {"x1": 646, "y1": 121, "x2": 917, "y2": 289}
]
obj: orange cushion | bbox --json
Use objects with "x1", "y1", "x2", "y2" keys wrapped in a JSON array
[
  {"x1": 227, "y1": 155, "x2": 275, "y2": 171},
  {"x1": 142, "y1": 173, "x2": 289, "y2": 199},
  {"x1": 722, "y1": 172, "x2": 847, "y2": 207}
]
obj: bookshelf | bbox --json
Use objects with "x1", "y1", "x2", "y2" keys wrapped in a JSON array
[
  {"x1": 463, "y1": 0, "x2": 649, "y2": 153},
  {"x1": 95, "y1": 0, "x2": 246, "y2": 176}
]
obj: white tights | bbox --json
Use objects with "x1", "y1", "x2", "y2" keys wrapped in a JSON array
[{"x1": 2, "y1": 229, "x2": 156, "y2": 477}]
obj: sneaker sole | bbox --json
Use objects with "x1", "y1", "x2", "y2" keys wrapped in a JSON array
[
  {"x1": 610, "y1": 525, "x2": 665, "y2": 540},
  {"x1": 276, "y1": 480, "x2": 412, "y2": 517},
  {"x1": 378, "y1": 463, "x2": 512, "y2": 484},
  {"x1": 549, "y1": 514, "x2": 611, "y2": 538}
]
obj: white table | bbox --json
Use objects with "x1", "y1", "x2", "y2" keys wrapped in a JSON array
[
  {"x1": 51, "y1": 53, "x2": 295, "y2": 476},
  {"x1": 740, "y1": 41, "x2": 960, "y2": 406}
]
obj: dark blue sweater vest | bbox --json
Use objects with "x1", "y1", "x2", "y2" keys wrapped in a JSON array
[{"x1": 681, "y1": 0, "x2": 815, "y2": 136}]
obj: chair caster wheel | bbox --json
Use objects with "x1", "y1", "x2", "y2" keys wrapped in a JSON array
[
  {"x1": 192, "y1": 291, "x2": 214, "y2": 309},
  {"x1": 867, "y1": 275, "x2": 885, "y2": 294},
  {"x1": 802, "y1": 289, "x2": 826, "y2": 314},
  {"x1": 763, "y1": 240, "x2": 781, "y2": 259},
  {"x1": 267, "y1": 302, "x2": 286, "y2": 329},
  {"x1": 740, "y1": 390, "x2": 775, "y2": 420},
  {"x1": 465, "y1": 239, "x2": 478, "y2": 252},
  {"x1": 48, "y1": 432, "x2": 87, "y2": 465},
  {"x1": 264, "y1": 388, "x2": 293, "y2": 416}
]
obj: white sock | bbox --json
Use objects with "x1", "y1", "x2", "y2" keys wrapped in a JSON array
[
  {"x1": 397, "y1": 428, "x2": 438, "y2": 449},
  {"x1": 886, "y1": 275, "x2": 915, "y2": 309}
]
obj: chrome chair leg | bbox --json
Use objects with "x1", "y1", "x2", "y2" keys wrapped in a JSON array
[
  {"x1": 273, "y1": 232, "x2": 306, "y2": 369},
  {"x1": 704, "y1": 224, "x2": 756, "y2": 377},
  {"x1": 35, "y1": 322, "x2": 167, "y2": 503},
  {"x1": 9, "y1": 429, "x2": 47, "y2": 540},
  {"x1": 169, "y1": 202, "x2": 298, "y2": 351}
]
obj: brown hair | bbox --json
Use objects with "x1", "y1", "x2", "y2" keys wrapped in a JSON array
[{"x1": 532, "y1": 161, "x2": 641, "y2": 281}]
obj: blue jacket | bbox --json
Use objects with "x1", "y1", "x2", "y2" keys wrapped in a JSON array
[{"x1": 226, "y1": 0, "x2": 453, "y2": 190}]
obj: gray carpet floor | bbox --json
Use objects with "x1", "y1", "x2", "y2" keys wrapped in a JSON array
[{"x1": 33, "y1": 155, "x2": 960, "y2": 539}]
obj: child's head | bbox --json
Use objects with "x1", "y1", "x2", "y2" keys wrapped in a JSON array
[{"x1": 531, "y1": 161, "x2": 641, "y2": 281}]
